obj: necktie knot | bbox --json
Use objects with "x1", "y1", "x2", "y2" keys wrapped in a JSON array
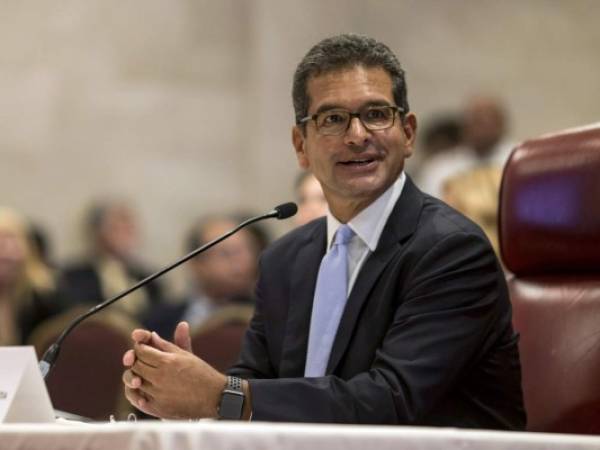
[{"x1": 334, "y1": 224, "x2": 354, "y2": 246}]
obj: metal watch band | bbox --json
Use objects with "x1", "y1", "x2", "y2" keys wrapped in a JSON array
[{"x1": 228, "y1": 375, "x2": 242, "y2": 392}]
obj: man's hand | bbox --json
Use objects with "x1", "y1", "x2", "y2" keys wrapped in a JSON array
[
  {"x1": 122, "y1": 321, "x2": 193, "y2": 414},
  {"x1": 122, "y1": 321, "x2": 226, "y2": 419},
  {"x1": 173, "y1": 321, "x2": 193, "y2": 352}
]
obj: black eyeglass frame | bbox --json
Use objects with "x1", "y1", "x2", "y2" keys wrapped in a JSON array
[{"x1": 298, "y1": 105, "x2": 405, "y2": 135}]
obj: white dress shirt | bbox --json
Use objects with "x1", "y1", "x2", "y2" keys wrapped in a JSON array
[{"x1": 326, "y1": 172, "x2": 406, "y2": 295}]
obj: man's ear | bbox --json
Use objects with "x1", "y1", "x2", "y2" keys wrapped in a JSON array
[
  {"x1": 292, "y1": 125, "x2": 310, "y2": 170},
  {"x1": 402, "y1": 113, "x2": 418, "y2": 158}
]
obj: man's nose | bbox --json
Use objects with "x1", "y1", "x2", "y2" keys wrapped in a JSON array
[{"x1": 343, "y1": 117, "x2": 370, "y2": 146}]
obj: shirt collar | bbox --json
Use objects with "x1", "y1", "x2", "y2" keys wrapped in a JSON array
[{"x1": 326, "y1": 172, "x2": 406, "y2": 251}]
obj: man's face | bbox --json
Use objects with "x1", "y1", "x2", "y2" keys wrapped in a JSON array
[
  {"x1": 292, "y1": 66, "x2": 416, "y2": 217},
  {"x1": 97, "y1": 206, "x2": 139, "y2": 261},
  {"x1": 463, "y1": 97, "x2": 505, "y2": 155},
  {"x1": 190, "y1": 220, "x2": 258, "y2": 302}
]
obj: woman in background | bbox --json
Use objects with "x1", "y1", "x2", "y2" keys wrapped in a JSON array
[
  {"x1": 0, "y1": 207, "x2": 59, "y2": 345},
  {"x1": 293, "y1": 171, "x2": 328, "y2": 227}
]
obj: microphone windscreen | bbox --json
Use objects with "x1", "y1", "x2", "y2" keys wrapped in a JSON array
[{"x1": 274, "y1": 202, "x2": 298, "y2": 220}]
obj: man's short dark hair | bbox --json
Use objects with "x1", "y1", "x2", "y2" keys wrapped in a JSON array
[
  {"x1": 185, "y1": 214, "x2": 271, "y2": 254},
  {"x1": 292, "y1": 34, "x2": 409, "y2": 126},
  {"x1": 86, "y1": 198, "x2": 131, "y2": 235},
  {"x1": 185, "y1": 216, "x2": 224, "y2": 254}
]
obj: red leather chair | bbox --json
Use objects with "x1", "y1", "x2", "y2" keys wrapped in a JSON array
[
  {"x1": 499, "y1": 123, "x2": 600, "y2": 433},
  {"x1": 29, "y1": 307, "x2": 139, "y2": 420},
  {"x1": 191, "y1": 304, "x2": 254, "y2": 372}
]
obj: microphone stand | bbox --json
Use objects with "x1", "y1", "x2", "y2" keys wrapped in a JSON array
[{"x1": 39, "y1": 203, "x2": 297, "y2": 379}]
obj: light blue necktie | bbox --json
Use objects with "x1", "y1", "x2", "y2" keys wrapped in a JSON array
[{"x1": 305, "y1": 224, "x2": 354, "y2": 377}]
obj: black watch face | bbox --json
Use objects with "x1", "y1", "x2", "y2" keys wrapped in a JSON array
[{"x1": 220, "y1": 392, "x2": 244, "y2": 420}]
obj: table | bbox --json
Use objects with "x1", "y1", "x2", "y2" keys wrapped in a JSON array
[{"x1": 2, "y1": 421, "x2": 600, "y2": 450}]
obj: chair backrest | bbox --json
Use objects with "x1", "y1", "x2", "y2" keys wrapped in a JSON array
[
  {"x1": 190, "y1": 304, "x2": 254, "y2": 372},
  {"x1": 28, "y1": 307, "x2": 139, "y2": 420},
  {"x1": 499, "y1": 123, "x2": 600, "y2": 433}
]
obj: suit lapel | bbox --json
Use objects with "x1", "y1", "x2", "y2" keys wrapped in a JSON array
[
  {"x1": 279, "y1": 220, "x2": 327, "y2": 377},
  {"x1": 326, "y1": 177, "x2": 425, "y2": 374}
]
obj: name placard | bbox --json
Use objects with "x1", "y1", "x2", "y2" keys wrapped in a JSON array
[{"x1": 0, "y1": 346, "x2": 54, "y2": 423}]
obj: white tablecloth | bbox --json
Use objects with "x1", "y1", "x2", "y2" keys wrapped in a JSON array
[{"x1": 1, "y1": 421, "x2": 600, "y2": 450}]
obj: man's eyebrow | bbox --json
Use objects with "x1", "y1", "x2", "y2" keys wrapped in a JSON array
[
  {"x1": 313, "y1": 100, "x2": 393, "y2": 115},
  {"x1": 314, "y1": 103, "x2": 344, "y2": 115}
]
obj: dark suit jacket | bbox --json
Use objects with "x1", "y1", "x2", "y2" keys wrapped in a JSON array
[
  {"x1": 229, "y1": 177, "x2": 526, "y2": 429},
  {"x1": 143, "y1": 300, "x2": 189, "y2": 339}
]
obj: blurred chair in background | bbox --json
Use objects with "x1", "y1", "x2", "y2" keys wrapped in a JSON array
[
  {"x1": 28, "y1": 307, "x2": 139, "y2": 420},
  {"x1": 58, "y1": 198, "x2": 163, "y2": 322},
  {"x1": 190, "y1": 303, "x2": 254, "y2": 372},
  {"x1": 0, "y1": 207, "x2": 60, "y2": 345},
  {"x1": 499, "y1": 123, "x2": 600, "y2": 433},
  {"x1": 442, "y1": 166, "x2": 503, "y2": 255},
  {"x1": 293, "y1": 171, "x2": 328, "y2": 226},
  {"x1": 145, "y1": 214, "x2": 260, "y2": 343}
]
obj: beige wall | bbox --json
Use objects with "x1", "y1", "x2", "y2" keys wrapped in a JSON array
[{"x1": 1, "y1": 0, "x2": 599, "y2": 277}]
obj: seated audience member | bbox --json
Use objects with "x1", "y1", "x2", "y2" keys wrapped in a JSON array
[
  {"x1": 294, "y1": 171, "x2": 328, "y2": 226},
  {"x1": 232, "y1": 212, "x2": 272, "y2": 255},
  {"x1": 123, "y1": 34, "x2": 524, "y2": 429},
  {"x1": 59, "y1": 199, "x2": 163, "y2": 321},
  {"x1": 442, "y1": 166, "x2": 503, "y2": 255},
  {"x1": 145, "y1": 215, "x2": 260, "y2": 339},
  {"x1": 421, "y1": 114, "x2": 463, "y2": 157},
  {"x1": 417, "y1": 95, "x2": 512, "y2": 198},
  {"x1": 28, "y1": 222, "x2": 55, "y2": 269},
  {"x1": 0, "y1": 207, "x2": 59, "y2": 345},
  {"x1": 407, "y1": 113, "x2": 462, "y2": 178}
]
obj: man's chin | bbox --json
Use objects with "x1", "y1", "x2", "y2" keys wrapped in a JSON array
[{"x1": 338, "y1": 178, "x2": 390, "y2": 200}]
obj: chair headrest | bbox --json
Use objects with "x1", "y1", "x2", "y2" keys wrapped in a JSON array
[{"x1": 499, "y1": 123, "x2": 600, "y2": 275}]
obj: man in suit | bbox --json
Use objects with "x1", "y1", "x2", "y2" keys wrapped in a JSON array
[
  {"x1": 59, "y1": 199, "x2": 163, "y2": 321},
  {"x1": 144, "y1": 214, "x2": 259, "y2": 339},
  {"x1": 122, "y1": 34, "x2": 525, "y2": 428}
]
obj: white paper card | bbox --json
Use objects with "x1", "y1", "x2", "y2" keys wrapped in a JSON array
[{"x1": 0, "y1": 346, "x2": 55, "y2": 423}]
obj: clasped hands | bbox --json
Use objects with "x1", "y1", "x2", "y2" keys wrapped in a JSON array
[{"x1": 122, "y1": 321, "x2": 227, "y2": 419}]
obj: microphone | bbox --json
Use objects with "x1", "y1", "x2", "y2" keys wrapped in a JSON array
[
  {"x1": 271, "y1": 202, "x2": 297, "y2": 220},
  {"x1": 39, "y1": 202, "x2": 297, "y2": 379}
]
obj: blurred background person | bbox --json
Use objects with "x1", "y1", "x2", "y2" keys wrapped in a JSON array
[
  {"x1": 232, "y1": 211, "x2": 272, "y2": 257},
  {"x1": 442, "y1": 166, "x2": 503, "y2": 255},
  {"x1": 293, "y1": 171, "x2": 328, "y2": 226},
  {"x1": 58, "y1": 198, "x2": 163, "y2": 322},
  {"x1": 417, "y1": 94, "x2": 512, "y2": 198},
  {"x1": 463, "y1": 94, "x2": 511, "y2": 162},
  {"x1": 28, "y1": 221, "x2": 56, "y2": 269},
  {"x1": 407, "y1": 113, "x2": 463, "y2": 178},
  {"x1": 422, "y1": 114, "x2": 463, "y2": 158},
  {"x1": 145, "y1": 214, "x2": 262, "y2": 339},
  {"x1": 0, "y1": 207, "x2": 59, "y2": 345}
]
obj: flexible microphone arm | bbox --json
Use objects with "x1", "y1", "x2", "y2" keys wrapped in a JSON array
[{"x1": 39, "y1": 202, "x2": 298, "y2": 379}]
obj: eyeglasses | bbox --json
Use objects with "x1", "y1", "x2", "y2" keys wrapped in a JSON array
[{"x1": 299, "y1": 105, "x2": 404, "y2": 136}]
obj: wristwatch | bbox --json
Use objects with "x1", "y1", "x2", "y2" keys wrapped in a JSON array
[{"x1": 218, "y1": 376, "x2": 245, "y2": 420}]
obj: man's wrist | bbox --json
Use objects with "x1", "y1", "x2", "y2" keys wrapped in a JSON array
[
  {"x1": 209, "y1": 373, "x2": 228, "y2": 418},
  {"x1": 241, "y1": 379, "x2": 252, "y2": 421}
]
